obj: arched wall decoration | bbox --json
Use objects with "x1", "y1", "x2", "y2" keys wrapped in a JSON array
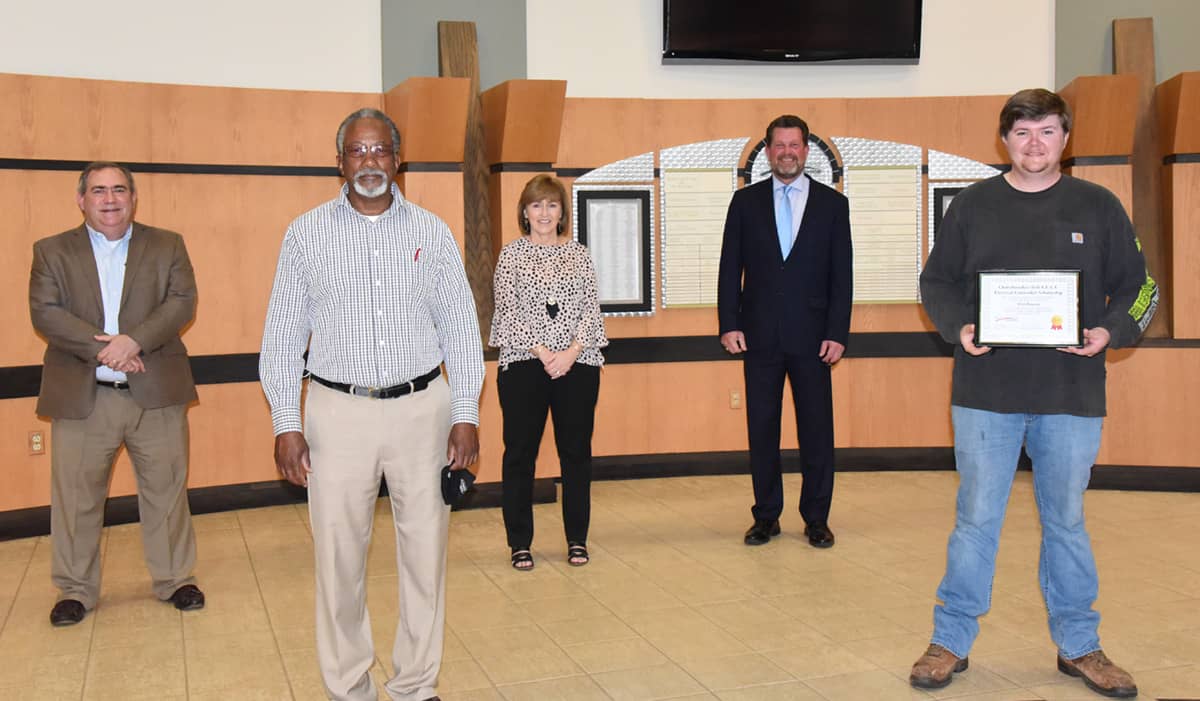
[
  {"x1": 744, "y1": 134, "x2": 841, "y2": 187},
  {"x1": 573, "y1": 137, "x2": 1000, "y2": 309}
]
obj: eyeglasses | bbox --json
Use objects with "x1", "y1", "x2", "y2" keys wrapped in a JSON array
[{"x1": 343, "y1": 143, "x2": 396, "y2": 159}]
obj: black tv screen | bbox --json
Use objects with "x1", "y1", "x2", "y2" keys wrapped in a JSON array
[{"x1": 663, "y1": 0, "x2": 922, "y2": 64}]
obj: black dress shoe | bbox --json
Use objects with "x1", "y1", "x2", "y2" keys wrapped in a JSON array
[
  {"x1": 167, "y1": 584, "x2": 205, "y2": 611},
  {"x1": 49, "y1": 599, "x2": 86, "y2": 626},
  {"x1": 743, "y1": 518, "x2": 781, "y2": 545},
  {"x1": 804, "y1": 521, "x2": 835, "y2": 548}
]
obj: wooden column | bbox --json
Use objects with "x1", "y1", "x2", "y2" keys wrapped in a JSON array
[
  {"x1": 438, "y1": 21, "x2": 494, "y2": 341},
  {"x1": 1113, "y1": 17, "x2": 1170, "y2": 336},
  {"x1": 1157, "y1": 72, "x2": 1200, "y2": 339}
]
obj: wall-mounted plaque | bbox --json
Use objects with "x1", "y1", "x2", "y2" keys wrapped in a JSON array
[{"x1": 577, "y1": 189, "x2": 653, "y2": 315}]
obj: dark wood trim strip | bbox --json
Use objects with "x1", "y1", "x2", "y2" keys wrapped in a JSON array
[
  {"x1": 0, "y1": 157, "x2": 341, "y2": 177},
  {"x1": 398, "y1": 162, "x2": 463, "y2": 173},
  {"x1": 1163, "y1": 153, "x2": 1200, "y2": 165},
  {"x1": 6, "y1": 453, "x2": 1192, "y2": 539},
  {"x1": 488, "y1": 162, "x2": 553, "y2": 174},
  {"x1": 0, "y1": 477, "x2": 554, "y2": 541},
  {"x1": 1061, "y1": 155, "x2": 1130, "y2": 167},
  {"x1": 10, "y1": 333, "x2": 1200, "y2": 400}
]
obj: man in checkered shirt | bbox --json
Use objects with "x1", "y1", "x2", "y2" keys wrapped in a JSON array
[{"x1": 260, "y1": 108, "x2": 483, "y2": 701}]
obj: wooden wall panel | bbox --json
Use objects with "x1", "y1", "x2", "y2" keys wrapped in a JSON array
[
  {"x1": 480, "y1": 80, "x2": 567, "y2": 165},
  {"x1": 0, "y1": 73, "x2": 378, "y2": 166},
  {"x1": 139, "y1": 174, "x2": 342, "y2": 355},
  {"x1": 1102, "y1": 348, "x2": 1200, "y2": 467},
  {"x1": 1060, "y1": 75, "x2": 1139, "y2": 159},
  {"x1": 0, "y1": 399, "x2": 50, "y2": 512},
  {"x1": 843, "y1": 357, "x2": 954, "y2": 447},
  {"x1": 556, "y1": 95, "x2": 1009, "y2": 172},
  {"x1": 3, "y1": 72, "x2": 1197, "y2": 519},
  {"x1": 383, "y1": 77, "x2": 470, "y2": 164},
  {"x1": 0, "y1": 170, "x2": 87, "y2": 367},
  {"x1": 1064, "y1": 165, "x2": 1133, "y2": 217},
  {"x1": 398, "y1": 172, "x2": 468, "y2": 254},
  {"x1": 1167, "y1": 165, "x2": 1200, "y2": 338},
  {"x1": 1156, "y1": 72, "x2": 1200, "y2": 155}
]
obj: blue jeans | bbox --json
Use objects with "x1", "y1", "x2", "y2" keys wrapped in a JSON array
[{"x1": 931, "y1": 406, "x2": 1103, "y2": 660}]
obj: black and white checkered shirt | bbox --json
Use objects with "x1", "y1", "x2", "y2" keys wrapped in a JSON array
[{"x1": 260, "y1": 184, "x2": 484, "y2": 435}]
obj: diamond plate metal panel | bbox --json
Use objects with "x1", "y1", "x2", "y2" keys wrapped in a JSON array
[
  {"x1": 831, "y1": 137, "x2": 921, "y2": 167},
  {"x1": 928, "y1": 149, "x2": 1001, "y2": 180},
  {"x1": 575, "y1": 152, "x2": 655, "y2": 183},
  {"x1": 660, "y1": 137, "x2": 750, "y2": 170}
]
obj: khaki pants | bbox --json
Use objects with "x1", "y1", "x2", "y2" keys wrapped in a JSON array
[
  {"x1": 50, "y1": 385, "x2": 196, "y2": 609},
  {"x1": 306, "y1": 378, "x2": 451, "y2": 701}
]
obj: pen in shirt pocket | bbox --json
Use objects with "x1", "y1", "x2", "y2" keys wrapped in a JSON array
[{"x1": 414, "y1": 247, "x2": 421, "y2": 262}]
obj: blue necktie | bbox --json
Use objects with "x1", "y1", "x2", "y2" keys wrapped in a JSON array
[{"x1": 777, "y1": 184, "x2": 793, "y2": 257}]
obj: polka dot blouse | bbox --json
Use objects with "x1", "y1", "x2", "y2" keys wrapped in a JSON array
[{"x1": 489, "y1": 237, "x2": 608, "y2": 369}]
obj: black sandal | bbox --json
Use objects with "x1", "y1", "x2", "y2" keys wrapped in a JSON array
[
  {"x1": 567, "y1": 542, "x2": 589, "y2": 567},
  {"x1": 511, "y1": 549, "x2": 534, "y2": 571}
]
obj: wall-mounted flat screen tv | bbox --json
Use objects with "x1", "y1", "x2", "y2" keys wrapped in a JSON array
[{"x1": 663, "y1": 0, "x2": 922, "y2": 64}]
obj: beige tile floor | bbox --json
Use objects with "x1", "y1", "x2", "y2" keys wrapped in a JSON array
[{"x1": 0, "y1": 471, "x2": 1198, "y2": 700}]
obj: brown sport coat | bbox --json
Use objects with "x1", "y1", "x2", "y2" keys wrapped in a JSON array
[{"x1": 29, "y1": 222, "x2": 198, "y2": 419}]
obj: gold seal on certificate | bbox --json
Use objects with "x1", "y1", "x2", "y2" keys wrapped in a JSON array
[{"x1": 976, "y1": 270, "x2": 1082, "y2": 347}]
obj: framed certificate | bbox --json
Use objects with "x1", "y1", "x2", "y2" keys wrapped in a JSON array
[
  {"x1": 577, "y1": 189, "x2": 653, "y2": 315},
  {"x1": 976, "y1": 270, "x2": 1082, "y2": 347}
]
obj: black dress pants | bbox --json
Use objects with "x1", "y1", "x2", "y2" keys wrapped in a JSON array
[
  {"x1": 497, "y1": 359, "x2": 600, "y2": 549},
  {"x1": 743, "y1": 346, "x2": 835, "y2": 525}
]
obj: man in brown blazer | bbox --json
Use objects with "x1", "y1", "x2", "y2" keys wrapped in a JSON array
[{"x1": 29, "y1": 161, "x2": 205, "y2": 626}]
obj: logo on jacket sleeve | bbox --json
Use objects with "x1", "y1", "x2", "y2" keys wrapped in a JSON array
[{"x1": 1071, "y1": 232, "x2": 1084, "y2": 244}]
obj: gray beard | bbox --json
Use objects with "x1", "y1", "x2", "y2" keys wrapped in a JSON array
[{"x1": 353, "y1": 169, "x2": 389, "y2": 198}]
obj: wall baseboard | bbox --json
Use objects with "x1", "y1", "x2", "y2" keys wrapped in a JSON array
[
  {"x1": 3, "y1": 451, "x2": 1196, "y2": 540},
  {"x1": 0, "y1": 476, "x2": 556, "y2": 541}
]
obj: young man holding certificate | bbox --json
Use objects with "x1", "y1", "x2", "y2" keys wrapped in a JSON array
[{"x1": 912, "y1": 89, "x2": 1158, "y2": 698}]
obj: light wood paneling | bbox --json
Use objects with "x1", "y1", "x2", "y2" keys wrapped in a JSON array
[
  {"x1": 0, "y1": 399, "x2": 51, "y2": 512},
  {"x1": 383, "y1": 76, "x2": 471, "y2": 164},
  {"x1": 480, "y1": 80, "x2": 567, "y2": 165},
  {"x1": 398, "y1": 172, "x2": 468, "y2": 254},
  {"x1": 1167, "y1": 165, "x2": 1200, "y2": 337},
  {"x1": 138, "y1": 174, "x2": 342, "y2": 356},
  {"x1": 0, "y1": 73, "x2": 378, "y2": 166},
  {"x1": 1060, "y1": 74, "x2": 1139, "y2": 159},
  {"x1": 1157, "y1": 71, "x2": 1200, "y2": 155},
  {"x1": 1064, "y1": 165, "x2": 1133, "y2": 217},
  {"x1": 842, "y1": 358, "x2": 953, "y2": 447},
  {"x1": 1102, "y1": 348, "x2": 1200, "y2": 467}
]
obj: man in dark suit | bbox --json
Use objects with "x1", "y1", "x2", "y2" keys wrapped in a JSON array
[
  {"x1": 29, "y1": 161, "x2": 205, "y2": 626},
  {"x1": 718, "y1": 115, "x2": 852, "y2": 548}
]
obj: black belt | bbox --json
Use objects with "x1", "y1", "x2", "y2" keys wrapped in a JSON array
[
  {"x1": 96, "y1": 380, "x2": 130, "y2": 390},
  {"x1": 309, "y1": 367, "x2": 440, "y2": 399}
]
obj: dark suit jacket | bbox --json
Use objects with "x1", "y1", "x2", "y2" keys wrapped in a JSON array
[
  {"x1": 29, "y1": 222, "x2": 198, "y2": 419},
  {"x1": 717, "y1": 176, "x2": 852, "y2": 354}
]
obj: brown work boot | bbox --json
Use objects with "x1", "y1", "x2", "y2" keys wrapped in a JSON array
[
  {"x1": 909, "y1": 644, "x2": 968, "y2": 689},
  {"x1": 1057, "y1": 650, "x2": 1138, "y2": 698}
]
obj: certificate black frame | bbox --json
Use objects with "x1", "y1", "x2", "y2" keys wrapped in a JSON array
[
  {"x1": 975, "y1": 269, "x2": 1083, "y2": 348},
  {"x1": 576, "y1": 189, "x2": 654, "y2": 315}
]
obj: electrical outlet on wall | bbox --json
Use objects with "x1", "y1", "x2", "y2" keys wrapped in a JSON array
[
  {"x1": 29, "y1": 430, "x2": 46, "y2": 455},
  {"x1": 729, "y1": 390, "x2": 742, "y2": 409}
]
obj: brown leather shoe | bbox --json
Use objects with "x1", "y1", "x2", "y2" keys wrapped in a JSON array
[
  {"x1": 910, "y1": 644, "x2": 968, "y2": 689},
  {"x1": 1057, "y1": 650, "x2": 1137, "y2": 698}
]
